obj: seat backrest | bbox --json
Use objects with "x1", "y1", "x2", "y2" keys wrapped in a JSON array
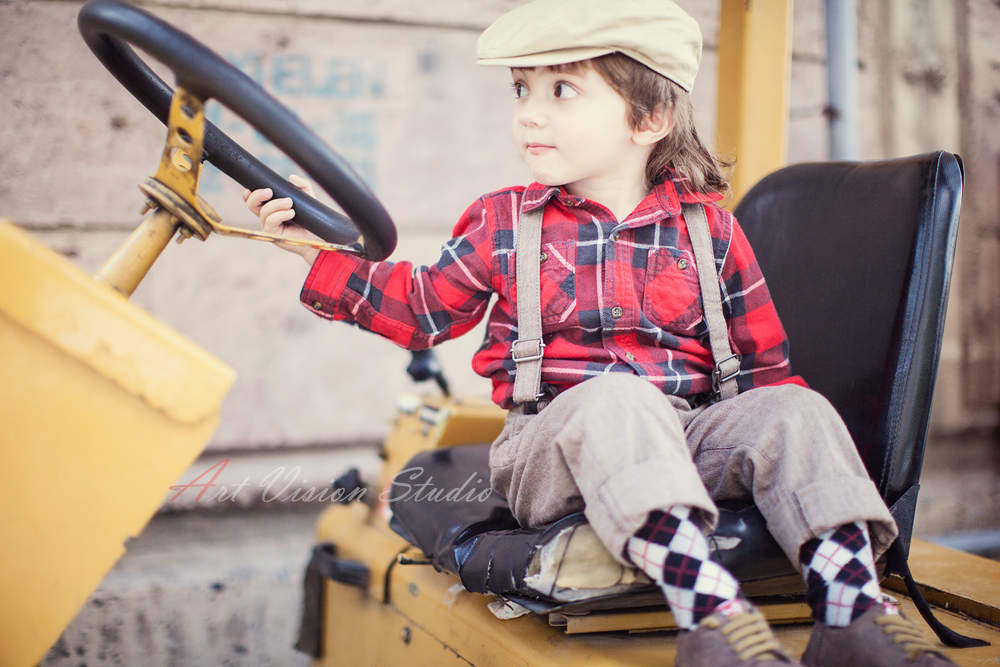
[{"x1": 734, "y1": 151, "x2": 963, "y2": 507}]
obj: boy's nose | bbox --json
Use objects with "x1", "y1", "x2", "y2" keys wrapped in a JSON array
[{"x1": 517, "y1": 98, "x2": 546, "y2": 127}]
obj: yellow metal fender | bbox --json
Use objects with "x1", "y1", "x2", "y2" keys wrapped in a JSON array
[{"x1": 0, "y1": 222, "x2": 235, "y2": 667}]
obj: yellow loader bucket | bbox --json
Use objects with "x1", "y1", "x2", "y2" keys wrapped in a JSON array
[{"x1": 0, "y1": 221, "x2": 235, "y2": 667}]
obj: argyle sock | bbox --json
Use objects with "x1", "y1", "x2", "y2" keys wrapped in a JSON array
[
  {"x1": 799, "y1": 521, "x2": 882, "y2": 626},
  {"x1": 626, "y1": 506, "x2": 747, "y2": 630}
]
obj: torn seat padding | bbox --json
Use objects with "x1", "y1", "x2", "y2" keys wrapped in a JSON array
[{"x1": 389, "y1": 444, "x2": 796, "y2": 598}]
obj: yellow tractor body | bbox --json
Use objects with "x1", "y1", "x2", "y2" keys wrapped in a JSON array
[{"x1": 0, "y1": 222, "x2": 235, "y2": 667}]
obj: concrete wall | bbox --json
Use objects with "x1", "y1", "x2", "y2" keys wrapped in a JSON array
[
  {"x1": 41, "y1": 509, "x2": 321, "y2": 666},
  {"x1": 855, "y1": 0, "x2": 1000, "y2": 436},
  {"x1": 2, "y1": 0, "x2": 527, "y2": 449}
]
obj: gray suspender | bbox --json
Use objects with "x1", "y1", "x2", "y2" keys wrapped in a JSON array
[
  {"x1": 511, "y1": 202, "x2": 740, "y2": 406},
  {"x1": 682, "y1": 203, "x2": 741, "y2": 400},
  {"x1": 511, "y1": 205, "x2": 547, "y2": 405}
]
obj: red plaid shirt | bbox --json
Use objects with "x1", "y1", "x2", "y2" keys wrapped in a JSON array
[{"x1": 301, "y1": 172, "x2": 797, "y2": 408}]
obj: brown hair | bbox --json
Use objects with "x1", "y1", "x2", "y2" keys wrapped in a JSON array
[{"x1": 547, "y1": 53, "x2": 731, "y2": 195}]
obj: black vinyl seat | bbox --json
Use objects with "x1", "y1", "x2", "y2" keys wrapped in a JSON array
[
  {"x1": 390, "y1": 151, "x2": 978, "y2": 645},
  {"x1": 737, "y1": 151, "x2": 961, "y2": 518}
]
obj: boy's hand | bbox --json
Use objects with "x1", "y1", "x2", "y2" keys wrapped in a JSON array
[{"x1": 243, "y1": 174, "x2": 321, "y2": 265}]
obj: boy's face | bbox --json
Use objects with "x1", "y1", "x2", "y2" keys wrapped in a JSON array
[{"x1": 510, "y1": 64, "x2": 650, "y2": 196}]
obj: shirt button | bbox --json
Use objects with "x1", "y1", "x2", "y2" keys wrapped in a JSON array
[
  {"x1": 611, "y1": 305, "x2": 623, "y2": 319},
  {"x1": 540, "y1": 251, "x2": 548, "y2": 263},
  {"x1": 312, "y1": 300, "x2": 323, "y2": 310},
  {"x1": 677, "y1": 258, "x2": 689, "y2": 270},
  {"x1": 626, "y1": 352, "x2": 636, "y2": 361},
  {"x1": 611, "y1": 232, "x2": 620, "y2": 242}
]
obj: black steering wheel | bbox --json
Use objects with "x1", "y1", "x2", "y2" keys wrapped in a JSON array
[{"x1": 78, "y1": 0, "x2": 397, "y2": 261}]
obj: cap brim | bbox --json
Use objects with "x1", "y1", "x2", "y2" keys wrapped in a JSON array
[
  {"x1": 477, "y1": 46, "x2": 694, "y2": 92},
  {"x1": 477, "y1": 46, "x2": 616, "y2": 69}
]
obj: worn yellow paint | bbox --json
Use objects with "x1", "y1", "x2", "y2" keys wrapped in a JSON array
[
  {"x1": 716, "y1": 0, "x2": 794, "y2": 206},
  {"x1": 0, "y1": 222, "x2": 234, "y2": 667},
  {"x1": 94, "y1": 208, "x2": 181, "y2": 298},
  {"x1": 0, "y1": 222, "x2": 232, "y2": 424}
]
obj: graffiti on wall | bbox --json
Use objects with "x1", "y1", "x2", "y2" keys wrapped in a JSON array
[{"x1": 200, "y1": 51, "x2": 387, "y2": 193}]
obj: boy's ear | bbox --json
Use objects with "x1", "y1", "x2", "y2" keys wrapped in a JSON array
[{"x1": 633, "y1": 106, "x2": 674, "y2": 147}]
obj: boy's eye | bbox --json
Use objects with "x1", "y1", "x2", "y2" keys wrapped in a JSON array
[
  {"x1": 554, "y1": 82, "x2": 578, "y2": 99},
  {"x1": 512, "y1": 82, "x2": 527, "y2": 99}
]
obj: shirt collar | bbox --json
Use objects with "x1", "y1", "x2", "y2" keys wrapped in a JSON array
[
  {"x1": 520, "y1": 182, "x2": 563, "y2": 213},
  {"x1": 651, "y1": 169, "x2": 724, "y2": 216},
  {"x1": 520, "y1": 169, "x2": 724, "y2": 217}
]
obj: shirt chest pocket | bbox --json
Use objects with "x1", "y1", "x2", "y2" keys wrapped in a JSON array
[
  {"x1": 508, "y1": 241, "x2": 577, "y2": 328},
  {"x1": 642, "y1": 247, "x2": 703, "y2": 330}
]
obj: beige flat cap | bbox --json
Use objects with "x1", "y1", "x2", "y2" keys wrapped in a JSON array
[{"x1": 477, "y1": 0, "x2": 702, "y2": 92}]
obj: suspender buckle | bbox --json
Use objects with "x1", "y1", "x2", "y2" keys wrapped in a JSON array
[
  {"x1": 512, "y1": 337, "x2": 545, "y2": 363},
  {"x1": 713, "y1": 353, "x2": 741, "y2": 388}
]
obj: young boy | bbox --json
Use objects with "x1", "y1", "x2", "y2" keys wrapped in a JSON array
[{"x1": 246, "y1": 1, "x2": 956, "y2": 665}]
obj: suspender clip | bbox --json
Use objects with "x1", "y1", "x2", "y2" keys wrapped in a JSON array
[
  {"x1": 512, "y1": 337, "x2": 545, "y2": 363},
  {"x1": 713, "y1": 353, "x2": 741, "y2": 388}
]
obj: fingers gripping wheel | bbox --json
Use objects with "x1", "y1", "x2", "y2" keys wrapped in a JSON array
[{"x1": 78, "y1": 0, "x2": 397, "y2": 261}]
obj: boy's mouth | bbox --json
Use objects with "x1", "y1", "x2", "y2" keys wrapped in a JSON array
[{"x1": 525, "y1": 143, "x2": 554, "y2": 155}]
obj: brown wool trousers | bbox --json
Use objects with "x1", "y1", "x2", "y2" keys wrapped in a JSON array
[{"x1": 489, "y1": 374, "x2": 898, "y2": 568}]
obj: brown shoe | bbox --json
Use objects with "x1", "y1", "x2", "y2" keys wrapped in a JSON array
[
  {"x1": 801, "y1": 602, "x2": 956, "y2": 666},
  {"x1": 676, "y1": 606, "x2": 800, "y2": 666}
]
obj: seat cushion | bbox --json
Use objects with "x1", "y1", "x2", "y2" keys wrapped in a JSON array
[{"x1": 389, "y1": 444, "x2": 799, "y2": 602}]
